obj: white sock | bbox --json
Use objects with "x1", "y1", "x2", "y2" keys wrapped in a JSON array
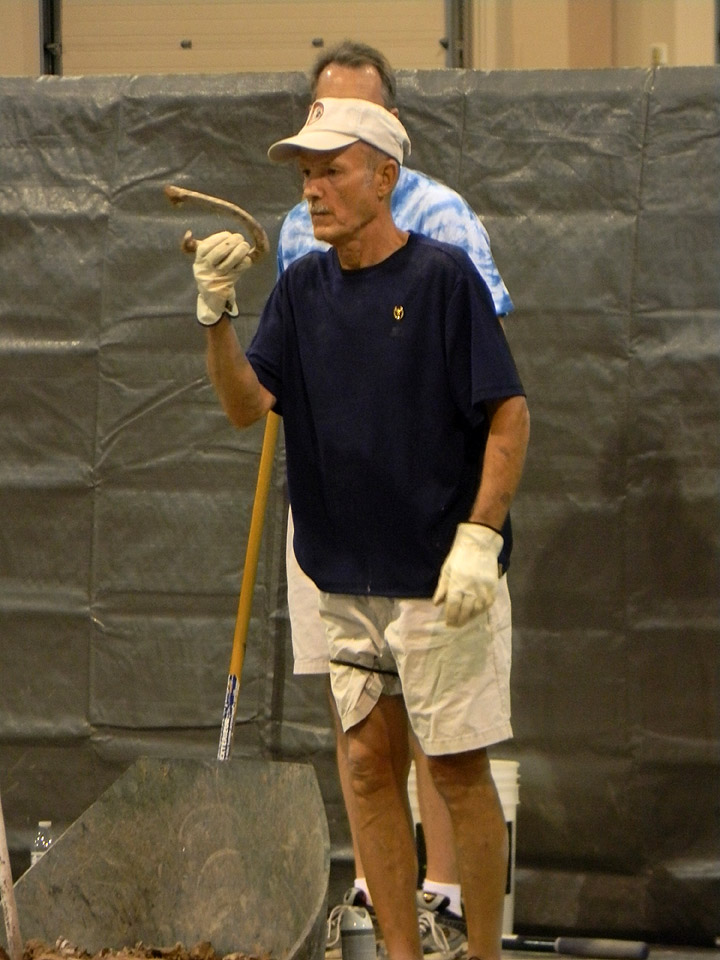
[
  {"x1": 423, "y1": 879, "x2": 462, "y2": 917},
  {"x1": 354, "y1": 876, "x2": 372, "y2": 906}
]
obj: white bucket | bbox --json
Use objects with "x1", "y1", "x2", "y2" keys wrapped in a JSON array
[
  {"x1": 489, "y1": 759, "x2": 519, "y2": 934},
  {"x1": 407, "y1": 758, "x2": 519, "y2": 935}
]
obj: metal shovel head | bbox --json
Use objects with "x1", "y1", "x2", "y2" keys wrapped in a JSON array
[{"x1": 8, "y1": 757, "x2": 329, "y2": 960}]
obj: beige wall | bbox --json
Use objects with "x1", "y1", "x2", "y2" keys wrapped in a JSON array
[
  {"x1": 615, "y1": 0, "x2": 673, "y2": 65},
  {"x1": 614, "y1": 0, "x2": 717, "y2": 66},
  {"x1": 510, "y1": 0, "x2": 572, "y2": 67},
  {"x1": 568, "y1": 0, "x2": 614, "y2": 68},
  {"x1": 60, "y1": 0, "x2": 447, "y2": 75},
  {"x1": 0, "y1": 0, "x2": 40, "y2": 75},
  {"x1": 1, "y1": 0, "x2": 716, "y2": 76},
  {"x1": 471, "y1": 0, "x2": 716, "y2": 68},
  {"x1": 673, "y1": 0, "x2": 717, "y2": 62}
]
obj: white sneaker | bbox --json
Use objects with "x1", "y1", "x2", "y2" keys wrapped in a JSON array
[
  {"x1": 328, "y1": 887, "x2": 464, "y2": 960},
  {"x1": 326, "y1": 887, "x2": 373, "y2": 958},
  {"x1": 416, "y1": 891, "x2": 466, "y2": 960},
  {"x1": 418, "y1": 909, "x2": 466, "y2": 960},
  {"x1": 416, "y1": 891, "x2": 467, "y2": 935}
]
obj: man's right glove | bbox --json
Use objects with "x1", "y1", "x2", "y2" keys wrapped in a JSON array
[
  {"x1": 193, "y1": 230, "x2": 252, "y2": 326},
  {"x1": 432, "y1": 522, "x2": 503, "y2": 628}
]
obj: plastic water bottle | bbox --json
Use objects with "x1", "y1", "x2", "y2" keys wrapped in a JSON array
[
  {"x1": 340, "y1": 907, "x2": 376, "y2": 960},
  {"x1": 31, "y1": 820, "x2": 55, "y2": 865}
]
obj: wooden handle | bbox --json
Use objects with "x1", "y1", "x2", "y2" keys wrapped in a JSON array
[
  {"x1": 164, "y1": 183, "x2": 270, "y2": 262},
  {"x1": 0, "y1": 789, "x2": 23, "y2": 960},
  {"x1": 217, "y1": 411, "x2": 280, "y2": 761}
]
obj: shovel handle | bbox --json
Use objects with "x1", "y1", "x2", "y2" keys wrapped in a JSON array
[
  {"x1": 217, "y1": 411, "x2": 280, "y2": 761},
  {"x1": 0, "y1": 789, "x2": 22, "y2": 960}
]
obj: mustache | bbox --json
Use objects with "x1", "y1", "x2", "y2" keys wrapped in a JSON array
[{"x1": 308, "y1": 204, "x2": 330, "y2": 215}]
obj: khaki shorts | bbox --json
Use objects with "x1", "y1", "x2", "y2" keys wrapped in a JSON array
[
  {"x1": 319, "y1": 577, "x2": 512, "y2": 756},
  {"x1": 286, "y1": 511, "x2": 330, "y2": 674}
]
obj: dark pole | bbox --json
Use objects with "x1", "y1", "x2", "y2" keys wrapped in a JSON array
[
  {"x1": 40, "y1": 0, "x2": 62, "y2": 75},
  {"x1": 443, "y1": 0, "x2": 471, "y2": 68}
]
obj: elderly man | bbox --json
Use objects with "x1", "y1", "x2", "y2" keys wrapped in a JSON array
[
  {"x1": 192, "y1": 99, "x2": 529, "y2": 960},
  {"x1": 280, "y1": 46, "x2": 514, "y2": 951}
]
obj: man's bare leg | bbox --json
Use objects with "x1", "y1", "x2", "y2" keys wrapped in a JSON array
[
  {"x1": 332, "y1": 682, "x2": 461, "y2": 906},
  {"x1": 345, "y1": 694, "x2": 421, "y2": 960},
  {"x1": 327, "y1": 680, "x2": 365, "y2": 881},
  {"x1": 411, "y1": 731, "x2": 459, "y2": 889},
  {"x1": 428, "y1": 747, "x2": 507, "y2": 960}
]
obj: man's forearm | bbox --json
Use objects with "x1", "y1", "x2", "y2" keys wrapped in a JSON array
[
  {"x1": 469, "y1": 394, "x2": 530, "y2": 530},
  {"x1": 205, "y1": 315, "x2": 274, "y2": 428}
]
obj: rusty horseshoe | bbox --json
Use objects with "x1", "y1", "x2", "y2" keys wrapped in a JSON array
[{"x1": 164, "y1": 184, "x2": 270, "y2": 263}]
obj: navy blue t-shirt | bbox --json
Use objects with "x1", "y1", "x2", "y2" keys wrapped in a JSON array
[{"x1": 247, "y1": 232, "x2": 524, "y2": 597}]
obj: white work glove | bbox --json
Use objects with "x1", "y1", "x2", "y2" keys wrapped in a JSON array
[
  {"x1": 193, "y1": 230, "x2": 252, "y2": 326},
  {"x1": 433, "y1": 523, "x2": 503, "y2": 628}
]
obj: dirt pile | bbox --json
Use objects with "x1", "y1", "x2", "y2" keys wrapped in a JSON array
[{"x1": 1, "y1": 940, "x2": 271, "y2": 960}]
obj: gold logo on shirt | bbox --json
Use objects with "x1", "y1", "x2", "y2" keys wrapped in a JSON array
[{"x1": 393, "y1": 305, "x2": 404, "y2": 322}]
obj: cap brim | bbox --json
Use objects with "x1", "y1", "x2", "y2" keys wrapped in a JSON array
[{"x1": 267, "y1": 130, "x2": 359, "y2": 164}]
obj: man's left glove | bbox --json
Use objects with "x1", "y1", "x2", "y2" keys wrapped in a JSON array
[
  {"x1": 432, "y1": 523, "x2": 503, "y2": 628},
  {"x1": 193, "y1": 230, "x2": 252, "y2": 326}
]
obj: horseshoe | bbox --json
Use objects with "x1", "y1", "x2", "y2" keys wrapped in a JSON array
[{"x1": 164, "y1": 184, "x2": 270, "y2": 263}]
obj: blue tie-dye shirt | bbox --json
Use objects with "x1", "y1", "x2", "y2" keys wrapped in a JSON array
[{"x1": 277, "y1": 165, "x2": 513, "y2": 316}]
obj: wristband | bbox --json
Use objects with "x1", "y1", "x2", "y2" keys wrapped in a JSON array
[{"x1": 467, "y1": 520, "x2": 503, "y2": 536}]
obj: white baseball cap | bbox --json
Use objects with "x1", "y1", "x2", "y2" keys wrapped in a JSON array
[{"x1": 267, "y1": 97, "x2": 411, "y2": 165}]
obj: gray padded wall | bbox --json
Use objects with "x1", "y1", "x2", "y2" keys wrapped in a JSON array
[{"x1": 0, "y1": 67, "x2": 717, "y2": 940}]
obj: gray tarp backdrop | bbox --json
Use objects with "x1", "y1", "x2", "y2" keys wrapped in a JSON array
[{"x1": 0, "y1": 67, "x2": 718, "y2": 941}]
